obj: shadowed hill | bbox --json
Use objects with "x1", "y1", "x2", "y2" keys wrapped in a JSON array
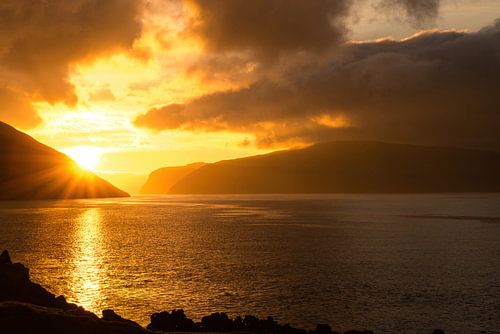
[
  {"x1": 168, "y1": 141, "x2": 500, "y2": 194},
  {"x1": 141, "y1": 162, "x2": 206, "y2": 194},
  {"x1": 0, "y1": 121, "x2": 129, "y2": 200}
]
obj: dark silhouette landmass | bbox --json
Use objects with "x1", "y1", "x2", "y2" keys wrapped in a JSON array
[
  {"x1": 141, "y1": 162, "x2": 206, "y2": 194},
  {"x1": 0, "y1": 250, "x2": 445, "y2": 334},
  {"x1": 0, "y1": 121, "x2": 129, "y2": 200},
  {"x1": 164, "y1": 141, "x2": 500, "y2": 194},
  {"x1": 0, "y1": 250, "x2": 145, "y2": 334}
]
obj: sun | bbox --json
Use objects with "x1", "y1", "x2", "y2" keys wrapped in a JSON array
[{"x1": 64, "y1": 146, "x2": 102, "y2": 171}]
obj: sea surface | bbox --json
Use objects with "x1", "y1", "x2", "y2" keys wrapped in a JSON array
[{"x1": 0, "y1": 194, "x2": 499, "y2": 333}]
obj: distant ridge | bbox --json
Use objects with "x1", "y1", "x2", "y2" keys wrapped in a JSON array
[
  {"x1": 141, "y1": 162, "x2": 206, "y2": 194},
  {"x1": 164, "y1": 141, "x2": 500, "y2": 194},
  {"x1": 0, "y1": 121, "x2": 129, "y2": 200}
]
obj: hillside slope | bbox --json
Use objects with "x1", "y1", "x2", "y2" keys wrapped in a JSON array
[
  {"x1": 168, "y1": 141, "x2": 500, "y2": 194},
  {"x1": 0, "y1": 121, "x2": 129, "y2": 200},
  {"x1": 141, "y1": 162, "x2": 206, "y2": 194}
]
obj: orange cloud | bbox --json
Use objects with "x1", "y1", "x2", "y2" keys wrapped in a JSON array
[
  {"x1": 0, "y1": 87, "x2": 41, "y2": 128},
  {"x1": 0, "y1": 0, "x2": 145, "y2": 128},
  {"x1": 135, "y1": 21, "x2": 500, "y2": 150}
]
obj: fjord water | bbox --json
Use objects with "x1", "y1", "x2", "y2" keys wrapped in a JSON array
[{"x1": 0, "y1": 195, "x2": 499, "y2": 333}]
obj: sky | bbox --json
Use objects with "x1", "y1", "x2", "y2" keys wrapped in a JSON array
[{"x1": 1, "y1": 0, "x2": 499, "y2": 191}]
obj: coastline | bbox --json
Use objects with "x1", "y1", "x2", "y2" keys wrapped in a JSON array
[{"x1": 0, "y1": 250, "x2": 445, "y2": 334}]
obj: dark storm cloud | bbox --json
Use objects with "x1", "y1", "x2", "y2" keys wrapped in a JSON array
[
  {"x1": 179, "y1": 0, "x2": 445, "y2": 84},
  {"x1": 135, "y1": 20, "x2": 500, "y2": 150},
  {"x1": 184, "y1": 0, "x2": 443, "y2": 61},
  {"x1": 0, "y1": 0, "x2": 144, "y2": 128},
  {"x1": 185, "y1": 0, "x2": 352, "y2": 60},
  {"x1": 185, "y1": 54, "x2": 260, "y2": 85}
]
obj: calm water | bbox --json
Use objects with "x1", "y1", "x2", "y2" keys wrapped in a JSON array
[{"x1": 0, "y1": 194, "x2": 499, "y2": 333}]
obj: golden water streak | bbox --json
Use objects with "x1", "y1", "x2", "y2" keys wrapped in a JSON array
[{"x1": 70, "y1": 208, "x2": 106, "y2": 313}]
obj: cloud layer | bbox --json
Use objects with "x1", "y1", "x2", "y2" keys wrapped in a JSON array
[
  {"x1": 0, "y1": 0, "x2": 144, "y2": 128},
  {"x1": 0, "y1": 0, "x2": 443, "y2": 129},
  {"x1": 135, "y1": 19, "x2": 500, "y2": 150},
  {"x1": 185, "y1": 0, "x2": 351, "y2": 60},
  {"x1": 185, "y1": 0, "x2": 442, "y2": 61}
]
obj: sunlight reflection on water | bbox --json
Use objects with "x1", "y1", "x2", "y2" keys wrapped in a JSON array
[
  {"x1": 0, "y1": 194, "x2": 499, "y2": 333},
  {"x1": 70, "y1": 208, "x2": 104, "y2": 313}
]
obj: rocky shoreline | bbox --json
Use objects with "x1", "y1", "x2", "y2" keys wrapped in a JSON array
[{"x1": 0, "y1": 250, "x2": 445, "y2": 334}]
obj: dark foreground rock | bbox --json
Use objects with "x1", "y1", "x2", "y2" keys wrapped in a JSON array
[
  {"x1": 0, "y1": 301, "x2": 147, "y2": 334},
  {"x1": 0, "y1": 250, "x2": 147, "y2": 334},
  {"x1": 0, "y1": 250, "x2": 446, "y2": 334},
  {"x1": 103, "y1": 308, "x2": 144, "y2": 328},
  {"x1": 146, "y1": 310, "x2": 376, "y2": 334}
]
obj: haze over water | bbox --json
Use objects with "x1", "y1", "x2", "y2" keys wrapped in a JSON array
[{"x1": 0, "y1": 194, "x2": 499, "y2": 333}]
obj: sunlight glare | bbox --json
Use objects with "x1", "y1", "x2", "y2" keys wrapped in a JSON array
[{"x1": 64, "y1": 146, "x2": 102, "y2": 171}]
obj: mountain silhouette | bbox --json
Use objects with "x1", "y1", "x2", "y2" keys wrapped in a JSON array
[
  {"x1": 0, "y1": 121, "x2": 129, "y2": 200},
  {"x1": 141, "y1": 162, "x2": 206, "y2": 194},
  {"x1": 163, "y1": 141, "x2": 500, "y2": 194}
]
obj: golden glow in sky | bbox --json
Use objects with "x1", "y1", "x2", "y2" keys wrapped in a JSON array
[
  {"x1": 26, "y1": 7, "x2": 267, "y2": 179},
  {"x1": 2, "y1": 0, "x2": 497, "y2": 193}
]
